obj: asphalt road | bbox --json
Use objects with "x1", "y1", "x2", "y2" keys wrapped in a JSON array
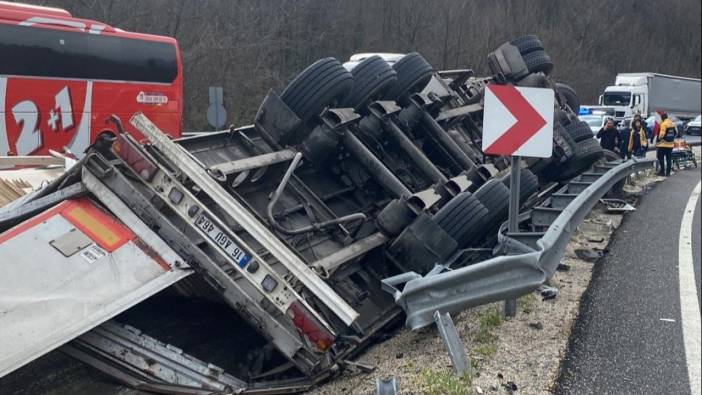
[{"x1": 557, "y1": 167, "x2": 701, "y2": 394}]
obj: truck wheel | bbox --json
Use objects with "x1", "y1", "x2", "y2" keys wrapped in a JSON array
[
  {"x1": 601, "y1": 149, "x2": 620, "y2": 163},
  {"x1": 555, "y1": 108, "x2": 572, "y2": 126},
  {"x1": 434, "y1": 191, "x2": 489, "y2": 247},
  {"x1": 280, "y1": 57, "x2": 353, "y2": 123},
  {"x1": 474, "y1": 179, "x2": 511, "y2": 235},
  {"x1": 501, "y1": 167, "x2": 539, "y2": 204},
  {"x1": 341, "y1": 55, "x2": 398, "y2": 111},
  {"x1": 510, "y1": 35, "x2": 544, "y2": 55},
  {"x1": 542, "y1": 138, "x2": 604, "y2": 181},
  {"x1": 384, "y1": 52, "x2": 433, "y2": 104},
  {"x1": 522, "y1": 50, "x2": 553, "y2": 75},
  {"x1": 516, "y1": 72, "x2": 549, "y2": 88},
  {"x1": 555, "y1": 82, "x2": 580, "y2": 112},
  {"x1": 553, "y1": 124, "x2": 577, "y2": 162},
  {"x1": 564, "y1": 121, "x2": 594, "y2": 143}
]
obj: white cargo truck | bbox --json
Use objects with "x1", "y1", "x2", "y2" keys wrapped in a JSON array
[{"x1": 599, "y1": 73, "x2": 701, "y2": 121}]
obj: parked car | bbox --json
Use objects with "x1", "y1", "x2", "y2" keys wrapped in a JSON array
[
  {"x1": 581, "y1": 114, "x2": 608, "y2": 134},
  {"x1": 684, "y1": 115, "x2": 701, "y2": 135}
]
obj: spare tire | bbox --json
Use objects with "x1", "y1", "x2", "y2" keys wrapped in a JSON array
[
  {"x1": 564, "y1": 121, "x2": 595, "y2": 143},
  {"x1": 474, "y1": 179, "x2": 511, "y2": 235},
  {"x1": 522, "y1": 50, "x2": 553, "y2": 75},
  {"x1": 500, "y1": 167, "x2": 539, "y2": 205},
  {"x1": 342, "y1": 55, "x2": 398, "y2": 111},
  {"x1": 384, "y1": 52, "x2": 433, "y2": 104},
  {"x1": 434, "y1": 191, "x2": 489, "y2": 247},
  {"x1": 280, "y1": 58, "x2": 353, "y2": 123},
  {"x1": 556, "y1": 82, "x2": 580, "y2": 113},
  {"x1": 510, "y1": 35, "x2": 544, "y2": 55}
]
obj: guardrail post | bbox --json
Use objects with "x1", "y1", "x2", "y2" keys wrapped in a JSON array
[{"x1": 504, "y1": 156, "x2": 520, "y2": 318}]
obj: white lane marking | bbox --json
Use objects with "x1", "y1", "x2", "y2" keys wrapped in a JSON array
[
  {"x1": 660, "y1": 318, "x2": 676, "y2": 322},
  {"x1": 679, "y1": 181, "x2": 701, "y2": 395}
]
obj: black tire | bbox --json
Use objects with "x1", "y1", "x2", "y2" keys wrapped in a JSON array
[
  {"x1": 384, "y1": 52, "x2": 433, "y2": 104},
  {"x1": 341, "y1": 56, "x2": 398, "y2": 111},
  {"x1": 555, "y1": 108, "x2": 572, "y2": 126},
  {"x1": 553, "y1": 124, "x2": 577, "y2": 162},
  {"x1": 434, "y1": 191, "x2": 489, "y2": 247},
  {"x1": 555, "y1": 82, "x2": 580, "y2": 113},
  {"x1": 542, "y1": 138, "x2": 604, "y2": 181},
  {"x1": 510, "y1": 35, "x2": 544, "y2": 55},
  {"x1": 522, "y1": 50, "x2": 553, "y2": 75},
  {"x1": 474, "y1": 179, "x2": 511, "y2": 233},
  {"x1": 565, "y1": 121, "x2": 594, "y2": 143},
  {"x1": 280, "y1": 58, "x2": 353, "y2": 123},
  {"x1": 516, "y1": 72, "x2": 549, "y2": 88},
  {"x1": 501, "y1": 167, "x2": 539, "y2": 204}
]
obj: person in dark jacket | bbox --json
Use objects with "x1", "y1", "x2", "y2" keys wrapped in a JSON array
[
  {"x1": 618, "y1": 125, "x2": 630, "y2": 158},
  {"x1": 596, "y1": 118, "x2": 619, "y2": 151}
]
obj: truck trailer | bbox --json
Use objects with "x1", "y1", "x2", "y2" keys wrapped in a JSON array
[{"x1": 599, "y1": 72, "x2": 701, "y2": 121}]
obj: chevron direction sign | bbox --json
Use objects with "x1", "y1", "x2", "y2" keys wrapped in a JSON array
[{"x1": 482, "y1": 84, "x2": 554, "y2": 158}]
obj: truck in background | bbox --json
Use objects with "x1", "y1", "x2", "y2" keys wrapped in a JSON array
[
  {"x1": 598, "y1": 72, "x2": 701, "y2": 121},
  {"x1": 0, "y1": 1, "x2": 183, "y2": 158}
]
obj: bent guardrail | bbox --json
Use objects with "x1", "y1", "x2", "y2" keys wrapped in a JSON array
[{"x1": 382, "y1": 158, "x2": 655, "y2": 329}]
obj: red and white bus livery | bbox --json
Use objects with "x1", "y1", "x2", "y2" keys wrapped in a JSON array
[{"x1": 0, "y1": 1, "x2": 183, "y2": 157}]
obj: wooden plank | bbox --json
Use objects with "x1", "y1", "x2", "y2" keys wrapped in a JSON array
[{"x1": 0, "y1": 156, "x2": 65, "y2": 167}]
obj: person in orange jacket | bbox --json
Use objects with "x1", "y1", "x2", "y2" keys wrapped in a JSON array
[
  {"x1": 627, "y1": 118, "x2": 648, "y2": 158},
  {"x1": 654, "y1": 112, "x2": 676, "y2": 175}
]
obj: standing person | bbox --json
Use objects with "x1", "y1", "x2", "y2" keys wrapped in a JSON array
[
  {"x1": 654, "y1": 112, "x2": 676, "y2": 176},
  {"x1": 618, "y1": 123, "x2": 630, "y2": 159},
  {"x1": 596, "y1": 118, "x2": 619, "y2": 152},
  {"x1": 649, "y1": 110, "x2": 663, "y2": 144},
  {"x1": 628, "y1": 118, "x2": 648, "y2": 158}
]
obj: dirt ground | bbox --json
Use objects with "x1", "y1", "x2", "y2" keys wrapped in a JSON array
[{"x1": 308, "y1": 153, "x2": 694, "y2": 395}]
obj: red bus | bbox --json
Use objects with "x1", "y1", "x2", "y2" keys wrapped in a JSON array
[{"x1": 0, "y1": 1, "x2": 183, "y2": 158}]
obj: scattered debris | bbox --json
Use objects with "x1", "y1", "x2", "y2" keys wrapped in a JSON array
[
  {"x1": 503, "y1": 381, "x2": 518, "y2": 393},
  {"x1": 600, "y1": 198, "x2": 636, "y2": 212},
  {"x1": 341, "y1": 360, "x2": 376, "y2": 374},
  {"x1": 574, "y1": 249, "x2": 605, "y2": 261},
  {"x1": 538, "y1": 285, "x2": 559, "y2": 300},
  {"x1": 587, "y1": 236, "x2": 605, "y2": 243},
  {"x1": 557, "y1": 263, "x2": 571, "y2": 272},
  {"x1": 528, "y1": 322, "x2": 544, "y2": 330}
]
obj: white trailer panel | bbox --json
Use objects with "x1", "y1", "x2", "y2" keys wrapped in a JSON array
[{"x1": 0, "y1": 198, "x2": 191, "y2": 377}]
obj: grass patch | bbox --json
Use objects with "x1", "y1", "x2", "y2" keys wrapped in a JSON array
[
  {"x1": 473, "y1": 342, "x2": 497, "y2": 358},
  {"x1": 421, "y1": 369, "x2": 473, "y2": 395},
  {"x1": 472, "y1": 307, "x2": 504, "y2": 359},
  {"x1": 478, "y1": 308, "x2": 503, "y2": 328},
  {"x1": 519, "y1": 293, "x2": 538, "y2": 314}
]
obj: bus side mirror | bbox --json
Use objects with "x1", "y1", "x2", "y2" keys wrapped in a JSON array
[{"x1": 598, "y1": 95, "x2": 603, "y2": 105}]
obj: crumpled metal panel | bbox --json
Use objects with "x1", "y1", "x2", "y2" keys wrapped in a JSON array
[{"x1": 383, "y1": 158, "x2": 654, "y2": 329}]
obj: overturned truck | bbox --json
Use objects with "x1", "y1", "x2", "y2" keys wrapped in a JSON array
[{"x1": 1, "y1": 36, "x2": 616, "y2": 393}]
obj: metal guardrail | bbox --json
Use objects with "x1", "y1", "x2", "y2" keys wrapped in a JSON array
[{"x1": 382, "y1": 158, "x2": 655, "y2": 329}]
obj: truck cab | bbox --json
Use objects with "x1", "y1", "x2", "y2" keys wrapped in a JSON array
[{"x1": 599, "y1": 74, "x2": 648, "y2": 121}]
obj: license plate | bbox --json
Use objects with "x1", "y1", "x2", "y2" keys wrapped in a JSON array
[{"x1": 194, "y1": 214, "x2": 251, "y2": 267}]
